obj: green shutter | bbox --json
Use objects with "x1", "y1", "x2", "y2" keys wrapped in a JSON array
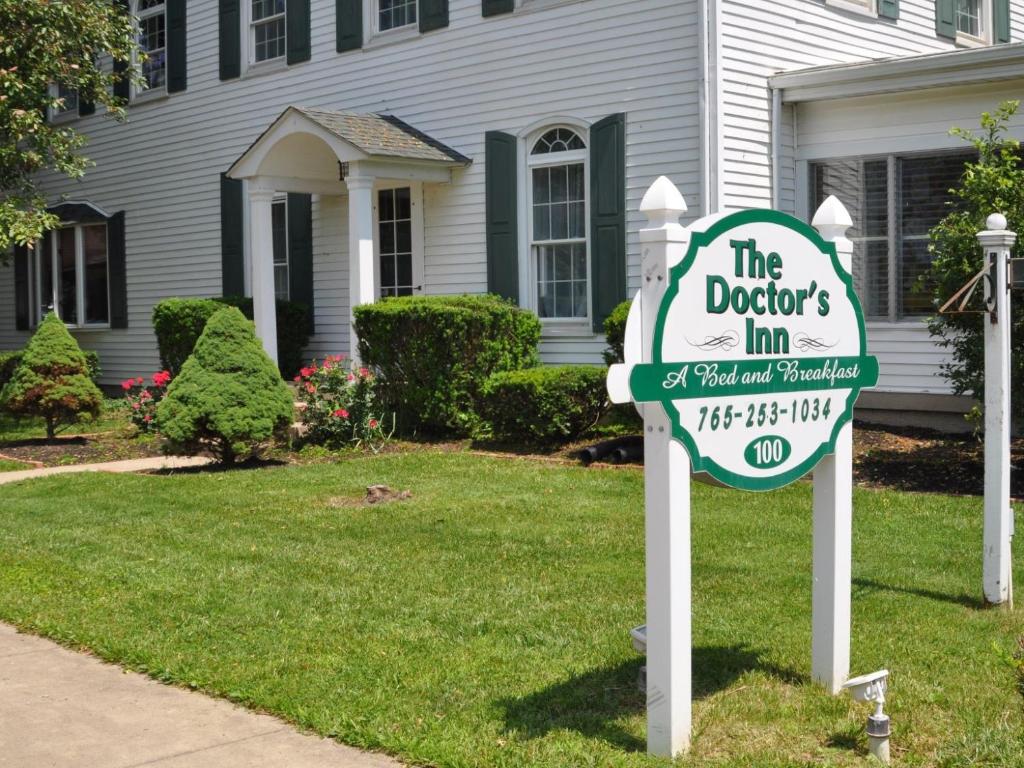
[
  {"x1": 221, "y1": 174, "x2": 246, "y2": 297},
  {"x1": 287, "y1": 0, "x2": 311, "y2": 64},
  {"x1": 337, "y1": 0, "x2": 363, "y2": 51},
  {"x1": 485, "y1": 131, "x2": 519, "y2": 303},
  {"x1": 14, "y1": 244, "x2": 29, "y2": 331},
  {"x1": 113, "y1": 0, "x2": 131, "y2": 100},
  {"x1": 995, "y1": 0, "x2": 1011, "y2": 42},
  {"x1": 590, "y1": 113, "x2": 627, "y2": 334},
  {"x1": 935, "y1": 0, "x2": 956, "y2": 38},
  {"x1": 107, "y1": 212, "x2": 128, "y2": 329},
  {"x1": 167, "y1": 0, "x2": 187, "y2": 92},
  {"x1": 220, "y1": 0, "x2": 241, "y2": 80},
  {"x1": 878, "y1": 0, "x2": 899, "y2": 20},
  {"x1": 419, "y1": 0, "x2": 449, "y2": 32},
  {"x1": 287, "y1": 193, "x2": 315, "y2": 333},
  {"x1": 482, "y1": 0, "x2": 514, "y2": 16}
]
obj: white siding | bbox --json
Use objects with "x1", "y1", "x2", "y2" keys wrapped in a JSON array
[
  {"x1": 0, "y1": 0, "x2": 699, "y2": 381},
  {"x1": 720, "y1": 0, "x2": 1024, "y2": 212},
  {"x1": 793, "y1": 78, "x2": 1024, "y2": 394}
]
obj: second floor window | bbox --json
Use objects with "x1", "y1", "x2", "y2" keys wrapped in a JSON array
[
  {"x1": 51, "y1": 83, "x2": 78, "y2": 119},
  {"x1": 252, "y1": 0, "x2": 286, "y2": 63},
  {"x1": 957, "y1": 0, "x2": 983, "y2": 37},
  {"x1": 378, "y1": 0, "x2": 417, "y2": 31},
  {"x1": 136, "y1": 0, "x2": 167, "y2": 92}
]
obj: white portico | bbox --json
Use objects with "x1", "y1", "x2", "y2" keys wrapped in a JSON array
[{"x1": 227, "y1": 107, "x2": 470, "y2": 364}]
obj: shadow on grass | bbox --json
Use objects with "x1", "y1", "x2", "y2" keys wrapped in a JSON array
[
  {"x1": 147, "y1": 458, "x2": 288, "y2": 476},
  {"x1": 852, "y1": 577, "x2": 984, "y2": 610},
  {"x1": 0, "y1": 436, "x2": 90, "y2": 449},
  {"x1": 500, "y1": 644, "x2": 805, "y2": 753}
]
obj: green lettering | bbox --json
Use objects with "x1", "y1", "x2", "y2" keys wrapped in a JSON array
[{"x1": 707, "y1": 275, "x2": 730, "y2": 313}]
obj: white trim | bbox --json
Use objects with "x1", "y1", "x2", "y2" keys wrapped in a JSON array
[
  {"x1": 824, "y1": 0, "x2": 876, "y2": 18},
  {"x1": 772, "y1": 42, "x2": 1024, "y2": 103}
]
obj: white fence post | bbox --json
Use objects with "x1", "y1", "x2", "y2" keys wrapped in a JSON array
[
  {"x1": 810, "y1": 196, "x2": 854, "y2": 693},
  {"x1": 638, "y1": 177, "x2": 692, "y2": 757},
  {"x1": 978, "y1": 213, "x2": 1016, "y2": 606}
]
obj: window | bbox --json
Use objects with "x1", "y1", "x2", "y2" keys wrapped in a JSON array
[
  {"x1": 378, "y1": 188, "x2": 414, "y2": 297},
  {"x1": 810, "y1": 151, "x2": 975, "y2": 320},
  {"x1": 50, "y1": 83, "x2": 78, "y2": 120},
  {"x1": 528, "y1": 128, "x2": 588, "y2": 321},
  {"x1": 378, "y1": 0, "x2": 417, "y2": 31},
  {"x1": 272, "y1": 197, "x2": 289, "y2": 300},
  {"x1": 957, "y1": 0, "x2": 983, "y2": 36},
  {"x1": 29, "y1": 224, "x2": 109, "y2": 327},
  {"x1": 136, "y1": 0, "x2": 167, "y2": 93},
  {"x1": 251, "y1": 0, "x2": 286, "y2": 63}
]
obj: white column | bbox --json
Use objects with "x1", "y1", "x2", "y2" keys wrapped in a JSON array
[
  {"x1": 638, "y1": 177, "x2": 691, "y2": 757},
  {"x1": 249, "y1": 184, "x2": 278, "y2": 367},
  {"x1": 978, "y1": 213, "x2": 1016, "y2": 606},
  {"x1": 811, "y1": 195, "x2": 854, "y2": 694},
  {"x1": 346, "y1": 173, "x2": 376, "y2": 361}
]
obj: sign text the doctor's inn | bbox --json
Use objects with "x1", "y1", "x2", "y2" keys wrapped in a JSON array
[{"x1": 627, "y1": 209, "x2": 879, "y2": 491}]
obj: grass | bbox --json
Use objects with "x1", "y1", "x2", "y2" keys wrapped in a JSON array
[
  {"x1": 0, "y1": 458, "x2": 31, "y2": 472},
  {"x1": 0, "y1": 451, "x2": 1021, "y2": 767},
  {"x1": 0, "y1": 398, "x2": 130, "y2": 443}
]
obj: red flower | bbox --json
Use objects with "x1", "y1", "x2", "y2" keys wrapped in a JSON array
[
  {"x1": 152, "y1": 370, "x2": 171, "y2": 388},
  {"x1": 135, "y1": 377, "x2": 144, "y2": 385},
  {"x1": 358, "y1": 367, "x2": 369, "y2": 378},
  {"x1": 368, "y1": 418, "x2": 378, "y2": 429},
  {"x1": 333, "y1": 408, "x2": 349, "y2": 419},
  {"x1": 299, "y1": 366, "x2": 315, "y2": 379},
  {"x1": 293, "y1": 375, "x2": 301, "y2": 382},
  {"x1": 347, "y1": 373, "x2": 355, "y2": 382},
  {"x1": 121, "y1": 380, "x2": 134, "y2": 391},
  {"x1": 143, "y1": 414, "x2": 152, "y2": 423}
]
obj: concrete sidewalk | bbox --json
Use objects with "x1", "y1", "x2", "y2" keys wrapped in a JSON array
[
  {"x1": 0, "y1": 455, "x2": 212, "y2": 486},
  {"x1": 0, "y1": 624, "x2": 402, "y2": 767}
]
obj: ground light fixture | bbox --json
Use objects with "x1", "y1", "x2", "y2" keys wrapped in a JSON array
[{"x1": 842, "y1": 669, "x2": 890, "y2": 764}]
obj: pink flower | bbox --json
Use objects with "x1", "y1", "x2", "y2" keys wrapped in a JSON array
[
  {"x1": 333, "y1": 408, "x2": 349, "y2": 419},
  {"x1": 132, "y1": 402, "x2": 140, "y2": 410},
  {"x1": 293, "y1": 375, "x2": 301, "y2": 382},
  {"x1": 347, "y1": 373, "x2": 355, "y2": 382},
  {"x1": 135, "y1": 377, "x2": 144, "y2": 385},
  {"x1": 143, "y1": 414, "x2": 152, "y2": 423},
  {"x1": 299, "y1": 366, "x2": 315, "y2": 379},
  {"x1": 358, "y1": 367, "x2": 369, "y2": 378},
  {"x1": 368, "y1": 418, "x2": 378, "y2": 429},
  {"x1": 121, "y1": 380, "x2": 134, "y2": 391},
  {"x1": 305, "y1": 383, "x2": 316, "y2": 394}
]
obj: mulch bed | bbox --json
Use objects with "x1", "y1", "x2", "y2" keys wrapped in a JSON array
[{"x1": 0, "y1": 431, "x2": 164, "y2": 469}]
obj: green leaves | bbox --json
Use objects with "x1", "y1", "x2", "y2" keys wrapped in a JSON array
[{"x1": 0, "y1": 0, "x2": 140, "y2": 254}]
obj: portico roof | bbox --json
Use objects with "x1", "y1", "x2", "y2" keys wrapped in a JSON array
[{"x1": 227, "y1": 106, "x2": 470, "y2": 182}]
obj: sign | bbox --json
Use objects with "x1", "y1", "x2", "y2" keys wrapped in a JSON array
[{"x1": 626, "y1": 209, "x2": 878, "y2": 491}]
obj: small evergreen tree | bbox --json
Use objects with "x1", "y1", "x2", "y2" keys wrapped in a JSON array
[
  {"x1": 924, "y1": 101, "x2": 1024, "y2": 424},
  {"x1": 0, "y1": 313, "x2": 103, "y2": 440},
  {"x1": 156, "y1": 307, "x2": 293, "y2": 464}
]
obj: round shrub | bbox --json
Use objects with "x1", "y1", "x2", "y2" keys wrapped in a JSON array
[
  {"x1": 481, "y1": 365, "x2": 608, "y2": 445},
  {"x1": 0, "y1": 313, "x2": 103, "y2": 440},
  {"x1": 602, "y1": 298, "x2": 632, "y2": 365},
  {"x1": 156, "y1": 307, "x2": 294, "y2": 464},
  {"x1": 353, "y1": 294, "x2": 541, "y2": 436}
]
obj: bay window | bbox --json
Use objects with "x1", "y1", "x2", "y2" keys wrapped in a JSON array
[
  {"x1": 810, "y1": 150, "x2": 975, "y2": 320},
  {"x1": 528, "y1": 127, "x2": 589, "y2": 321},
  {"x1": 29, "y1": 224, "x2": 110, "y2": 327}
]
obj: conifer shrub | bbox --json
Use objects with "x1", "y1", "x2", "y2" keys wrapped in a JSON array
[
  {"x1": 0, "y1": 348, "x2": 100, "y2": 388},
  {"x1": 156, "y1": 307, "x2": 294, "y2": 464},
  {"x1": 0, "y1": 313, "x2": 103, "y2": 440},
  {"x1": 480, "y1": 365, "x2": 608, "y2": 445},
  {"x1": 353, "y1": 295, "x2": 541, "y2": 436}
]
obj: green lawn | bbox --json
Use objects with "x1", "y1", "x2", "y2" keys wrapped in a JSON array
[
  {"x1": 0, "y1": 452, "x2": 1021, "y2": 767},
  {"x1": 0, "y1": 398, "x2": 129, "y2": 443},
  {"x1": 0, "y1": 458, "x2": 32, "y2": 472}
]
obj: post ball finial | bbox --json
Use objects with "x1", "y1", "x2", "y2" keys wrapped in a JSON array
[
  {"x1": 640, "y1": 176, "x2": 687, "y2": 227},
  {"x1": 986, "y1": 212, "x2": 1008, "y2": 231}
]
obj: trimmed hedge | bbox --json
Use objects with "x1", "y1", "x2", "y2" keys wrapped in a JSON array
[
  {"x1": 152, "y1": 296, "x2": 310, "y2": 378},
  {"x1": 602, "y1": 298, "x2": 632, "y2": 365},
  {"x1": 0, "y1": 348, "x2": 100, "y2": 388},
  {"x1": 353, "y1": 294, "x2": 541, "y2": 436},
  {"x1": 481, "y1": 365, "x2": 608, "y2": 445}
]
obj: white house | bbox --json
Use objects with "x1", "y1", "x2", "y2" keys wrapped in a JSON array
[{"x1": 2, "y1": 0, "x2": 1022, "y2": 423}]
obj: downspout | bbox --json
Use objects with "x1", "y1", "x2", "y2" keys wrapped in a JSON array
[
  {"x1": 770, "y1": 85, "x2": 782, "y2": 209},
  {"x1": 698, "y1": 0, "x2": 721, "y2": 215}
]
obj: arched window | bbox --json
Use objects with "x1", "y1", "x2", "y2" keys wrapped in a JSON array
[{"x1": 527, "y1": 127, "x2": 588, "y2": 320}]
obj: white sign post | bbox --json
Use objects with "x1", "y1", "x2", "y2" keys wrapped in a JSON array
[
  {"x1": 978, "y1": 213, "x2": 1016, "y2": 607},
  {"x1": 608, "y1": 177, "x2": 877, "y2": 756}
]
